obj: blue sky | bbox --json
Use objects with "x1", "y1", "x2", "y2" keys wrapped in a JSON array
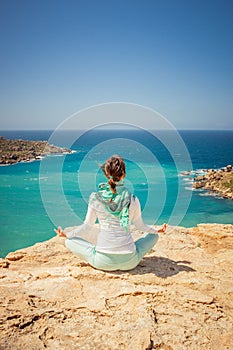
[{"x1": 0, "y1": 0, "x2": 233, "y2": 129}]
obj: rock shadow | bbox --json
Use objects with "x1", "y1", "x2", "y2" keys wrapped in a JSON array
[{"x1": 112, "y1": 256, "x2": 196, "y2": 278}]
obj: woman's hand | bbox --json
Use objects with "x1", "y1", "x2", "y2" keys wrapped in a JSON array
[
  {"x1": 54, "y1": 226, "x2": 67, "y2": 238},
  {"x1": 158, "y1": 223, "x2": 167, "y2": 233}
]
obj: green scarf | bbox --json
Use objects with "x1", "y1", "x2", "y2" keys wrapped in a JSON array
[{"x1": 95, "y1": 181, "x2": 131, "y2": 230}]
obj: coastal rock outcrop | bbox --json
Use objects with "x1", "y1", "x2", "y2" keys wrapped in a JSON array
[
  {"x1": 0, "y1": 224, "x2": 232, "y2": 349},
  {"x1": 0, "y1": 136, "x2": 72, "y2": 165},
  {"x1": 192, "y1": 166, "x2": 233, "y2": 199}
]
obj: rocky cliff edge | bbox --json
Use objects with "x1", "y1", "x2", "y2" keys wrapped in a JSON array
[{"x1": 0, "y1": 224, "x2": 233, "y2": 350}]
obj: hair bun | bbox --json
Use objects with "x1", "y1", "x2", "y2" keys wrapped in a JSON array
[{"x1": 102, "y1": 155, "x2": 126, "y2": 193}]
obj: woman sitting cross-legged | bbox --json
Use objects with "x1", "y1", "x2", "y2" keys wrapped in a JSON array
[{"x1": 55, "y1": 154, "x2": 167, "y2": 271}]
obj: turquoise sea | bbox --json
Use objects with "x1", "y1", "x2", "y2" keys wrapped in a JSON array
[{"x1": 0, "y1": 129, "x2": 233, "y2": 258}]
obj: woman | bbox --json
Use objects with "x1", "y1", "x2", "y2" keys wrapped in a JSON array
[{"x1": 55, "y1": 155, "x2": 167, "y2": 271}]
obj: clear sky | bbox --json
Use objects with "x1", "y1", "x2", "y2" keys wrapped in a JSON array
[{"x1": 0, "y1": 0, "x2": 233, "y2": 130}]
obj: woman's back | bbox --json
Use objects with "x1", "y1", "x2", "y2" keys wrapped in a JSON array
[{"x1": 88, "y1": 191, "x2": 137, "y2": 254}]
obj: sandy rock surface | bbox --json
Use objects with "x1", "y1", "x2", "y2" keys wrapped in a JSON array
[{"x1": 0, "y1": 224, "x2": 232, "y2": 350}]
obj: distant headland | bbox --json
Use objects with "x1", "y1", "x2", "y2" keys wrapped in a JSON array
[
  {"x1": 0, "y1": 136, "x2": 73, "y2": 165},
  {"x1": 181, "y1": 165, "x2": 233, "y2": 200}
]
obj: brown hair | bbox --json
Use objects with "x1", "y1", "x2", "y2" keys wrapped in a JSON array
[{"x1": 102, "y1": 155, "x2": 126, "y2": 193}]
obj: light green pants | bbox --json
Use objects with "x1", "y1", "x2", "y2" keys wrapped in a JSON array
[{"x1": 65, "y1": 233, "x2": 158, "y2": 271}]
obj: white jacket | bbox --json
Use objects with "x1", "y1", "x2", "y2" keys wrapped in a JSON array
[{"x1": 66, "y1": 193, "x2": 158, "y2": 254}]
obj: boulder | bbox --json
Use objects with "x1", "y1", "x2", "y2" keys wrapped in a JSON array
[{"x1": 193, "y1": 180, "x2": 207, "y2": 189}]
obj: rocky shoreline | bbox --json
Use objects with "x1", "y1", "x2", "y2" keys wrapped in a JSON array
[
  {"x1": 193, "y1": 165, "x2": 233, "y2": 199},
  {"x1": 0, "y1": 224, "x2": 232, "y2": 349},
  {"x1": 0, "y1": 136, "x2": 73, "y2": 165},
  {"x1": 181, "y1": 165, "x2": 233, "y2": 200}
]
